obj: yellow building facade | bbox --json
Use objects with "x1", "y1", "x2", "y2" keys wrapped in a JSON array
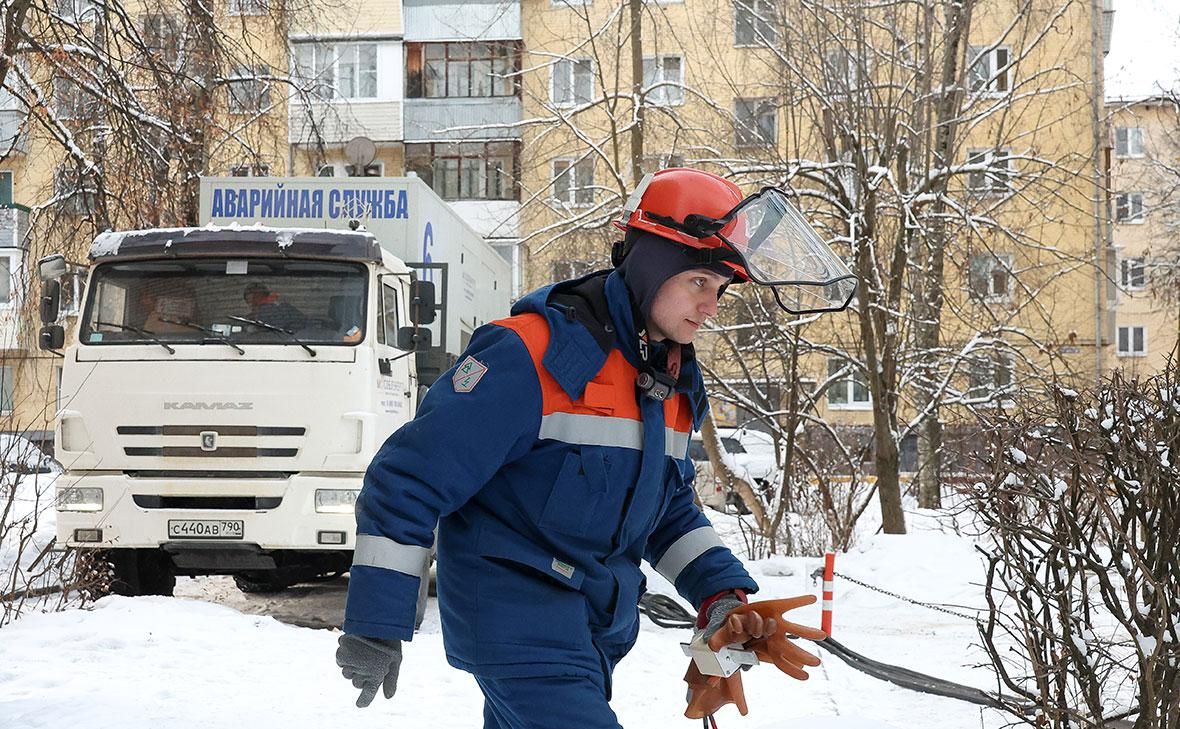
[{"x1": 1106, "y1": 97, "x2": 1180, "y2": 375}]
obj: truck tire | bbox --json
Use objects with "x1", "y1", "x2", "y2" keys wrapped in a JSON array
[
  {"x1": 109, "y1": 549, "x2": 176, "y2": 597},
  {"x1": 232, "y1": 572, "x2": 291, "y2": 594}
]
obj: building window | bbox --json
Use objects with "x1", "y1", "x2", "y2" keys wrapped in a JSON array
[
  {"x1": 551, "y1": 259, "x2": 598, "y2": 282},
  {"x1": 345, "y1": 162, "x2": 383, "y2": 177},
  {"x1": 1117, "y1": 325, "x2": 1146, "y2": 357},
  {"x1": 735, "y1": 98, "x2": 777, "y2": 147},
  {"x1": 293, "y1": 44, "x2": 336, "y2": 102},
  {"x1": 734, "y1": 0, "x2": 776, "y2": 46},
  {"x1": 642, "y1": 55, "x2": 683, "y2": 106},
  {"x1": 56, "y1": 0, "x2": 96, "y2": 21},
  {"x1": 640, "y1": 153, "x2": 685, "y2": 175},
  {"x1": 229, "y1": 164, "x2": 270, "y2": 176},
  {"x1": 968, "y1": 45, "x2": 1011, "y2": 94},
  {"x1": 0, "y1": 171, "x2": 12, "y2": 206},
  {"x1": 54, "y1": 166, "x2": 99, "y2": 216},
  {"x1": 406, "y1": 42, "x2": 520, "y2": 98},
  {"x1": 966, "y1": 351, "x2": 1015, "y2": 403},
  {"x1": 552, "y1": 158, "x2": 594, "y2": 206},
  {"x1": 227, "y1": 65, "x2": 271, "y2": 114},
  {"x1": 1121, "y1": 256, "x2": 1146, "y2": 290},
  {"x1": 53, "y1": 77, "x2": 90, "y2": 120},
  {"x1": 227, "y1": 0, "x2": 266, "y2": 15},
  {"x1": 968, "y1": 252, "x2": 1013, "y2": 302},
  {"x1": 966, "y1": 149, "x2": 1013, "y2": 194},
  {"x1": 0, "y1": 254, "x2": 13, "y2": 307},
  {"x1": 0, "y1": 365, "x2": 13, "y2": 415},
  {"x1": 1115, "y1": 192, "x2": 1144, "y2": 223},
  {"x1": 823, "y1": 48, "x2": 863, "y2": 90},
  {"x1": 338, "y1": 44, "x2": 378, "y2": 99},
  {"x1": 551, "y1": 58, "x2": 594, "y2": 107},
  {"x1": 827, "y1": 358, "x2": 870, "y2": 409},
  {"x1": 1114, "y1": 126, "x2": 1144, "y2": 158},
  {"x1": 143, "y1": 13, "x2": 182, "y2": 65},
  {"x1": 293, "y1": 44, "x2": 376, "y2": 101},
  {"x1": 406, "y1": 141, "x2": 519, "y2": 201}
]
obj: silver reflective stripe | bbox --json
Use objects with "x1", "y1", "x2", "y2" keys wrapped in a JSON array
[
  {"x1": 654, "y1": 526, "x2": 726, "y2": 585},
  {"x1": 353, "y1": 534, "x2": 431, "y2": 578},
  {"x1": 666, "y1": 428, "x2": 689, "y2": 458},
  {"x1": 539, "y1": 412, "x2": 643, "y2": 450}
]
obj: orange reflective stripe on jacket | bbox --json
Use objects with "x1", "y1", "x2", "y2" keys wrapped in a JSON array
[{"x1": 496, "y1": 313, "x2": 693, "y2": 458}]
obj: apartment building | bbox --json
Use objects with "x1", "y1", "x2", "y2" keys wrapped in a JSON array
[
  {"x1": 1106, "y1": 97, "x2": 1179, "y2": 374},
  {"x1": 0, "y1": 0, "x2": 1131, "y2": 463}
]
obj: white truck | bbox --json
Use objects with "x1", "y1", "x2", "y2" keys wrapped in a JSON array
[{"x1": 42, "y1": 176, "x2": 511, "y2": 596}]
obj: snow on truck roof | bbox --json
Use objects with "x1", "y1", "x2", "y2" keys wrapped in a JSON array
[{"x1": 89, "y1": 223, "x2": 382, "y2": 263}]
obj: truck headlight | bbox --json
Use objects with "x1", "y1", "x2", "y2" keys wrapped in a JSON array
[
  {"x1": 315, "y1": 489, "x2": 360, "y2": 514},
  {"x1": 57, "y1": 487, "x2": 103, "y2": 512}
]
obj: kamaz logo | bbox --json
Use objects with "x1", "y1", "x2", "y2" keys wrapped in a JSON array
[{"x1": 164, "y1": 401, "x2": 254, "y2": 411}]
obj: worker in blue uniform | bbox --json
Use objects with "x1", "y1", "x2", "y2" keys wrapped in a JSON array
[{"x1": 335, "y1": 168, "x2": 857, "y2": 727}]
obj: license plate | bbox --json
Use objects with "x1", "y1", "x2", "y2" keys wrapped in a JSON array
[{"x1": 167, "y1": 519, "x2": 244, "y2": 540}]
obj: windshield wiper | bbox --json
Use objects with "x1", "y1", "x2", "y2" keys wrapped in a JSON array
[
  {"x1": 228, "y1": 316, "x2": 317, "y2": 357},
  {"x1": 156, "y1": 318, "x2": 246, "y2": 355},
  {"x1": 95, "y1": 321, "x2": 175, "y2": 354}
]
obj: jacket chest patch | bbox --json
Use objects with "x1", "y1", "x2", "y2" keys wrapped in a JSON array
[{"x1": 453, "y1": 356, "x2": 489, "y2": 392}]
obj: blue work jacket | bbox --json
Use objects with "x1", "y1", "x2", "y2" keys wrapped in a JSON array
[{"x1": 344, "y1": 270, "x2": 758, "y2": 681}]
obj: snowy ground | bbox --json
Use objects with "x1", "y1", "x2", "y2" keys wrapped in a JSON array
[{"x1": 0, "y1": 506, "x2": 1013, "y2": 729}]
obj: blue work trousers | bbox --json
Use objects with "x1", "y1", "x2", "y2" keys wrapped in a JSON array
[{"x1": 475, "y1": 674, "x2": 624, "y2": 729}]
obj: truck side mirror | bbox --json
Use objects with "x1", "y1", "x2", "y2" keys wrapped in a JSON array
[
  {"x1": 38, "y1": 254, "x2": 67, "y2": 281},
  {"x1": 396, "y1": 326, "x2": 432, "y2": 351},
  {"x1": 39, "y1": 325, "x2": 65, "y2": 350},
  {"x1": 40, "y1": 280, "x2": 61, "y2": 324},
  {"x1": 409, "y1": 280, "x2": 437, "y2": 325}
]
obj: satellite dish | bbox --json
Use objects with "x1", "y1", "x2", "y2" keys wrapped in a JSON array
[{"x1": 345, "y1": 136, "x2": 377, "y2": 167}]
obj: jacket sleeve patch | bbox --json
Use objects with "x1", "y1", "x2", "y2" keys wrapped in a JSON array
[{"x1": 453, "y1": 355, "x2": 489, "y2": 392}]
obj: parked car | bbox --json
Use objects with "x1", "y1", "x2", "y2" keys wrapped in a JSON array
[
  {"x1": 688, "y1": 427, "x2": 778, "y2": 512},
  {"x1": 0, "y1": 434, "x2": 60, "y2": 476}
]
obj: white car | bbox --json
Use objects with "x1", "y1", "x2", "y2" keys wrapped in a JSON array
[
  {"x1": 0, "y1": 434, "x2": 60, "y2": 476},
  {"x1": 688, "y1": 427, "x2": 778, "y2": 511}
]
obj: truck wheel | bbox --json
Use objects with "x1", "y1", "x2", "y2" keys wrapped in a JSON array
[
  {"x1": 233, "y1": 573, "x2": 290, "y2": 594},
  {"x1": 109, "y1": 549, "x2": 176, "y2": 597}
]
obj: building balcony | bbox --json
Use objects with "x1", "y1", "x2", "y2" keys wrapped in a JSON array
[
  {"x1": 288, "y1": 99, "x2": 403, "y2": 144},
  {"x1": 403, "y1": 0, "x2": 520, "y2": 41},
  {"x1": 403, "y1": 97, "x2": 521, "y2": 142}
]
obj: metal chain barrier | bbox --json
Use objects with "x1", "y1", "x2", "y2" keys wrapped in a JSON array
[{"x1": 811, "y1": 567, "x2": 982, "y2": 623}]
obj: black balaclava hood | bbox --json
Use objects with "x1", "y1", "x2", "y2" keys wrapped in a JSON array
[{"x1": 616, "y1": 230, "x2": 734, "y2": 322}]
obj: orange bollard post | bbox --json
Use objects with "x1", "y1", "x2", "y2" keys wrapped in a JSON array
[{"x1": 821, "y1": 552, "x2": 835, "y2": 637}]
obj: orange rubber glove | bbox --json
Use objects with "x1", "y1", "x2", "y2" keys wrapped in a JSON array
[{"x1": 684, "y1": 595, "x2": 828, "y2": 719}]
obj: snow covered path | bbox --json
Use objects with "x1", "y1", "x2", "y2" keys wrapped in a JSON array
[{"x1": 1, "y1": 514, "x2": 1014, "y2": 729}]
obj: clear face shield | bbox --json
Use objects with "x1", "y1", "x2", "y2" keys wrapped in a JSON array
[{"x1": 714, "y1": 189, "x2": 857, "y2": 315}]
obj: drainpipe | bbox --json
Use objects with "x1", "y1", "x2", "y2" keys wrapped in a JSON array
[{"x1": 1091, "y1": 0, "x2": 1109, "y2": 384}]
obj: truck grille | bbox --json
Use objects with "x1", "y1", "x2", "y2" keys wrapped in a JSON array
[
  {"x1": 117, "y1": 424, "x2": 305, "y2": 458},
  {"x1": 132, "y1": 495, "x2": 283, "y2": 510}
]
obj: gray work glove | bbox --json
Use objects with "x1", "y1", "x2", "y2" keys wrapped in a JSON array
[
  {"x1": 336, "y1": 634, "x2": 403, "y2": 708},
  {"x1": 698, "y1": 595, "x2": 747, "y2": 644}
]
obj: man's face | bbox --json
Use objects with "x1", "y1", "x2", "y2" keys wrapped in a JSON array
[
  {"x1": 647, "y1": 268, "x2": 732, "y2": 344},
  {"x1": 245, "y1": 292, "x2": 263, "y2": 309}
]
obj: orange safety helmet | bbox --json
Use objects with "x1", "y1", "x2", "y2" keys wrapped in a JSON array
[{"x1": 615, "y1": 168, "x2": 750, "y2": 282}]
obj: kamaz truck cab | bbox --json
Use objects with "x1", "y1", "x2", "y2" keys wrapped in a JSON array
[{"x1": 42, "y1": 225, "x2": 436, "y2": 596}]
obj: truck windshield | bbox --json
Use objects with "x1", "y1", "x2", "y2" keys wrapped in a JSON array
[{"x1": 80, "y1": 259, "x2": 368, "y2": 346}]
